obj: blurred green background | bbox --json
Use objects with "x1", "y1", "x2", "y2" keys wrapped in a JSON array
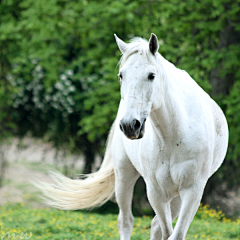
[{"x1": 0, "y1": 0, "x2": 240, "y2": 217}]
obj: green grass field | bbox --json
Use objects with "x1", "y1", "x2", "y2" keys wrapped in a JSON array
[{"x1": 0, "y1": 204, "x2": 239, "y2": 240}]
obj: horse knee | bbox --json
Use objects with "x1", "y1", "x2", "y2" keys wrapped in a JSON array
[{"x1": 118, "y1": 210, "x2": 134, "y2": 239}]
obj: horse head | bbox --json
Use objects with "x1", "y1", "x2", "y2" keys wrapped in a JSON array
[{"x1": 115, "y1": 33, "x2": 163, "y2": 139}]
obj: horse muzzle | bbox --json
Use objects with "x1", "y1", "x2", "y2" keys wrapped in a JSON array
[{"x1": 119, "y1": 118, "x2": 146, "y2": 140}]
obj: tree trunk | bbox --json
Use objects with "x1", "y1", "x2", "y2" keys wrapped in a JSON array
[
  {"x1": 209, "y1": 19, "x2": 239, "y2": 97},
  {"x1": 83, "y1": 140, "x2": 95, "y2": 174},
  {"x1": 0, "y1": 146, "x2": 7, "y2": 188}
]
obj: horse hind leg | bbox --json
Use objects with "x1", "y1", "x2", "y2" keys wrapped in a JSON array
[
  {"x1": 150, "y1": 196, "x2": 181, "y2": 240},
  {"x1": 115, "y1": 159, "x2": 140, "y2": 240}
]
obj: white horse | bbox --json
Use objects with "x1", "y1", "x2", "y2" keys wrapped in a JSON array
[{"x1": 37, "y1": 33, "x2": 228, "y2": 240}]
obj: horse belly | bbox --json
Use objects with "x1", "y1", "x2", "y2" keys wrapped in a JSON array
[{"x1": 211, "y1": 101, "x2": 229, "y2": 175}]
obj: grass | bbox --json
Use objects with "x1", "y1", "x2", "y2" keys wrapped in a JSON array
[{"x1": 0, "y1": 203, "x2": 239, "y2": 240}]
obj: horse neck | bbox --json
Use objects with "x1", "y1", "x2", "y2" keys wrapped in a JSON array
[{"x1": 150, "y1": 55, "x2": 184, "y2": 140}]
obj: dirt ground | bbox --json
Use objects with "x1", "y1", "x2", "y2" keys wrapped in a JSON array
[
  {"x1": 0, "y1": 163, "x2": 48, "y2": 207},
  {"x1": 0, "y1": 137, "x2": 85, "y2": 208}
]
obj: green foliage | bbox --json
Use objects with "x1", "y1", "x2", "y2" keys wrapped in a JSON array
[
  {"x1": 0, "y1": 0, "x2": 240, "y2": 183},
  {"x1": 223, "y1": 81, "x2": 240, "y2": 183},
  {"x1": 0, "y1": 204, "x2": 239, "y2": 239}
]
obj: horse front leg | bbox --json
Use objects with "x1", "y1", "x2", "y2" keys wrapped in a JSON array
[
  {"x1": 146, "y1": 183, "x2": 174, "y2": 240},
  {"x1": 168, "y1": 181, "x2": 206, "y2": 240},
  {"x1": 115, "y1": 160, "x2": 140, "y2": 240},
  {"x1": 150, "y1": 196, "x2": 181, "y2": 240},
  {"x1": 150, "y1": 215, "x2": 162, "y2": 240}
]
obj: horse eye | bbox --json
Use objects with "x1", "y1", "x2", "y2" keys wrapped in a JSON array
[
  {"x1": 118, "y1": 72, "x2": 123, "y2": 79},
  {"x1": 148, "y1": 73, "x2": 155, "y2": 81}
]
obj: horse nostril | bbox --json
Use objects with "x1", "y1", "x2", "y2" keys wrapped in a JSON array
[
  {"x1": 119, "y1": 122, "x2": 124, "y2": 132},
  {"x1": 133, "y1": 119, "x2": 141, "y2": 131}
]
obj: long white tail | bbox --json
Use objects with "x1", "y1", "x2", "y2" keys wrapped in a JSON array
[{"x1": 35, "y1": 123, "x2": 115, "y2": 210}]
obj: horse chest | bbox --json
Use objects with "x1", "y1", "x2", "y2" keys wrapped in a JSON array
[
  {"x1": 126, "y1": 135, "x2": 201, "y2": 198},
  {"x1": 125, "y1": 139, "x2": 180, "y2": 194},
  {"x1": 142, "y1": 149, "x2": 180, "y2": 194}
]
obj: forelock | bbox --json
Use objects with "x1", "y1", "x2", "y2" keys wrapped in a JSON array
[{"x1": 118, "y1": 37, "x2": 158, "y2": 70}]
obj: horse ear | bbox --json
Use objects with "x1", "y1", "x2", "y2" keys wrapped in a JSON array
[
  {"x1": 114, "y1": 34, "x2": 128, "y2": 54},
  {"x1": 149, "y1": 33, "x2": 159, "y2": 55}
]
